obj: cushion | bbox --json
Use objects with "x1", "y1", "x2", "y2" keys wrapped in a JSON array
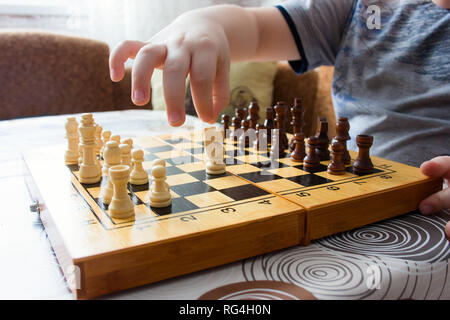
[{"x1": 151, "y1": 61, "x2": 278, "y2": 122}]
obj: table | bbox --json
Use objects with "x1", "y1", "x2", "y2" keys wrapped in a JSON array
[{"x1": 0, "y1": 110, "x2": 448, "y2": 300}]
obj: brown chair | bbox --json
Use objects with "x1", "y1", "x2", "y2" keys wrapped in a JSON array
[
  {"x1": 0, "y1": 31, "x2": 335, "y2": 139},
  {"x1": 0, "y1": 30, "x2": 150, "y2": 120}
]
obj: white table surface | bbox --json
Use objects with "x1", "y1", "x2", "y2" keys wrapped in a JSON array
[{"x1": 0, "y1": 109, "x2": 449, "y2": 300}]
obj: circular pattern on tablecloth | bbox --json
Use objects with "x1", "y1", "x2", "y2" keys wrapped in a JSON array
[
  {"x1": 198, "y1": 280, "x2": 317, "y2": 300},
  {"x1": 316, "y1": 212, "x2": 450, "y2": 263},
  {"x1": 241, "y1": 246, "x2": 394, "y2": 299}
]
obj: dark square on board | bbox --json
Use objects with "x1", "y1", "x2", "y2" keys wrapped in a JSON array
[
  {"x1": 238, "y1": 171, "x2": 283, "y2": 183},
  {"x1": 219, "y1": 184, "x2": 270, "y2": 201},
  {"x1": 150, "y1": 197, "x2": 199, "y2": 216},
  {"x1": 171, "y1": 181, "x2": 217, "y2": 197},
  {"x1": 286, "y1": 174, "x2": 331, "y2": 187}
]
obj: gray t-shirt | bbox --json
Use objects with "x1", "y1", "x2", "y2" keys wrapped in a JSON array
[{"x1": 277, "y1": 0, "x2": 449, "y2": 167}]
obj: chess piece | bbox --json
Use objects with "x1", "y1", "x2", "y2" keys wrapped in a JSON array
[
  {"x1": 238, "y1": 119, "x2": 251, "y2": 148},
  {"x1": 231, "y1": 116, "x2": 241, "y2": 142},
  {"x1": 236, "y1": 107, "x2": 247, "y2": 123},
  {"x1": 122, "y1": 138, "x2": 133, "y2": 150},
  {"x1": 108, "y1": 165, "x2": 135, "y2": 218},
  {"x1": 274, "y1": 102, "x2": 289, "y2": 152},
  {"x1": 221, "y1": 114, "x2": 230, "y2": 138},
  {"x1": 316, "y1": 118, "x2": 330, "y2": 161},
  {"x1": 100, "y1": 130, "x2": 111, "y2": 158},
  {"x1": 205, "y1": 127, "x2": 226, "y2": 175},
  {"x1": 327, "y1": 140, "x2": 346, "y2": 175},
  {"x1": 110, "y1": 135, "x2": 121, "y2": 144},
  {"x1": 151, "y1": 159, "x2": 170, "y2": 191},
  {"x1": 78, "y1": 113, "x2": 102, "y2": 184},
  {"x1": 290, "y1": 132, "x2": 306, "y2": 162},
  {"x1": 101, "y1": 141, "x2": 122, "y2": 204},
  {"x1": 130, "y1": 149, "x2": 148, "y2": 185},
  {"x1": 264, "y1": 106, "x2": 275, "y2": 145},
  {"x1": 254, "y1": 124, "x2": 267, "y2": 151},
  {"x1": 289, "y1": 98, "x2": 305, "y2": 152},
  {"x1": 270, "y1": 129, "x2": 285, "y2": 158},
  {"x1": 64, "y1": 117, "x2": 79, "y2": 165},
  {"x1": 120, "y1": 143, "x2": 132, "y2": 167},
  {"x1": 148, "y1": 165, "x2": 172, "y2": 207},
  {"x1": 353, "y1": 135, "x2": 374, "y2": 175},
  {"x1": 335, "y1": 117, "x2": 351, "y2": 165},
  {"x1": 247, "y1": 101, "x2": 260, "y2": 129},
  {"x1": 303, "y1": 136, "x2": 321, "y2": 169},
  {"x1": 95, "y1": 124, "x2": 103, "y2": 155}
]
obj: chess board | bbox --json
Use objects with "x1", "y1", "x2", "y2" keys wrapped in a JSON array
[{"x1": 24, "y1": 129, "x2": 442, "y2": 299}]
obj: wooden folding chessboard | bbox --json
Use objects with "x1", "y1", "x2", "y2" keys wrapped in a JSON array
[{"x1": 24, "y1": 130, "x2": 442, "y2": 299}]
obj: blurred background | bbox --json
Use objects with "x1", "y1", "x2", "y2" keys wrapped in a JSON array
[{"x1": 0, "y1": 0, "x2": 280, "y2": 49}]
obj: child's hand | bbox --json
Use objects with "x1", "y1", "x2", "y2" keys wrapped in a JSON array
[
  {"x1": 419, "y1": 156, "x2": 450, "y2": 239},
  {"x1": 109, "y1": 10, "x2": 231, "y2": 126},
  {"x1": 109, "y1": 5, "x2": 299, "y2": 127}
]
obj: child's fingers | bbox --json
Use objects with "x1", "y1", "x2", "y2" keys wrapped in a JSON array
[
  {"x1": 131, "y1": 43, "x2": 167, "y2": 106},
  {"x1": 446, "y1": 221, "x2": 450, "y2": 240},
  {"x1": 420, "y1": 156, "x2": 450, "y2": 180},
  {"x1": 109, "y1": 40, "x2": 146, "y2": 82},
  {"x1": 190, "y1": 49, "x2": 217, "y2": 124},
  {"x1": 212, "y1": 54, "x2": 230, "y2": 120},
  {"x1": 419, "y1": 187, "x2": 450, "y2": 215},
  {"x1": 162, "y1": 50, "x2": 190, "y2": 126}
]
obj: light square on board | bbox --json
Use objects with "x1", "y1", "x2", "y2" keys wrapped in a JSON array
[
  {"x1": 166, "y1": 173, "x2": 199, "y2": 186},
  {"x1": 266, "y1": 167, "x2": 309, "y2": 178},
  {"x1": 256, "y1": 178, "x2": 304, "y2": 193},
  {"x1": 203, "y1": 175, "x2": 248, "y2": 190},
  {"x1": 185, "y1": 191, "x2": 235, "y2": 207},
  {"x1": 314, "y1": 170, "x2": 358, "y2": 181},
  {"x1": 155, "y1": 149, "x2": 190, "y2": 160},
  {"x1": 135, "y1": 204, "x2": 158, "y2": 218},
  {"x1": 176, "y1": 162, "x2": 206, "y2": 173},
  {"x1": 86, "y1": 186, "x2": 101, "y2": 198},
  {"x1": 226, "y1": 164, "x2": 262, "y2": 175}
]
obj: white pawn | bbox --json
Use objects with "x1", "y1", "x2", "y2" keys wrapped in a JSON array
[
  {"x1": 130, "y1": 149, "x2": 148, "y2": 185},
  {"x1": 101, "y1": 141, "x2": 121, "y2": 204},
  {"x1": 120, "y1": 143, "x2": 132, "y2": 167},
  {"x1": 64, "y1": 117, "x2": 79, "y2": 164},
  {"x1": 206, "y1": 141, "x2": 226, "y2": 175},
  {"x1": 151, "y1": 159, "x2": 169, "y2": 191},
  {"x1": 109, "y1": 165, "x2": 134, "y2": 219},
  {"x1": 122, "y1": 138, "x2": 133, "y2": 150},
  {"x1": 95, "y1": 124, "x2": 103, "y2": 155},
  {"x1": 148, "y1": 165, "x2": 171, "y2": 208},
  {"x1": 110, "y1": 135, "x2": 121, "y2": 144},
  {"x1": 100, "y1": 130, "x2": 111, "y2": 158}
]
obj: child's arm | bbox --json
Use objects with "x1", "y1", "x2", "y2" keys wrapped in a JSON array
[
  {"x1": 419, "y1": 156, "x2": 450, "y2": 239},
  {"x1": 109, "y1": 5, "x2": 298, "y2": 126}
]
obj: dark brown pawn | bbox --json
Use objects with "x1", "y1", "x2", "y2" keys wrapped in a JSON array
[
  {"x1": 274, "y1": 101, "x2": 289, "y2": 152},
  {"x1": 290, "y1": 132, "x2": 306, "y2": 162},
  {"x1": 264, "y1": 106, "x2": 275, "y2": 145},
  {"x1": 255, "y1": 124, "x2": 267, "y2": 150},
  {"x1": 353, "y1": 135, "x2": 374, "y2": 175},
  {"x1": 232, "y1": 116, "x2": 241, "y2": 142},
  {"x1": 239, "y1": 119, "x2": 250, "y2": 148},
  {"x1": 303, "y1": 136, "x2": 321, "y2": 168},
  {"x1": 289, "y1": 97, "x2": 305, "y2": 152},
  {"x1": 335, "y1": 117, "x2": 351, "y2": 165},
  {"x1": 327, "y1": 140, "x2": 346, "y2": 175},
  {"x1": 270, "y1": 129, "x2": 285, "y2": 158},
  {"x1": 247, "y1": 101, "x2": 260, "y2": 129},
  {"x1": 236, "y1": 107, "x2": 247, "y2": 123},
  {"x1": 221, "y1": 114, "x2": 230, "y2": 138},
  {"x1": 316, "y1": 118, "x2": 330, "y2": 161}
]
